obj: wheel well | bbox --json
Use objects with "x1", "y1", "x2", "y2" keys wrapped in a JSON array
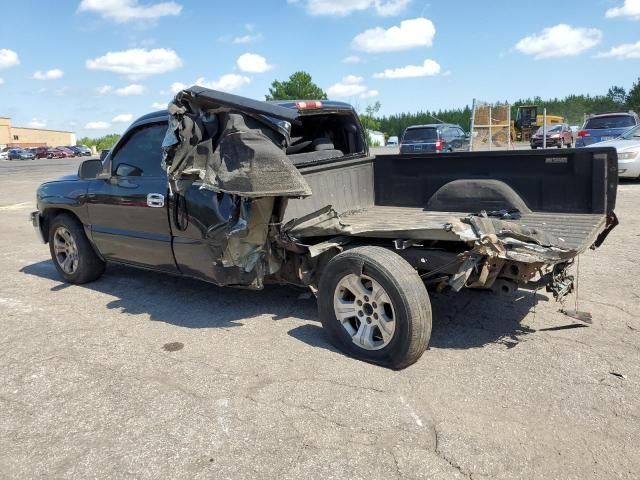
[{"x1": 41, "y1": 208, "x2": 79, "y2": 243}]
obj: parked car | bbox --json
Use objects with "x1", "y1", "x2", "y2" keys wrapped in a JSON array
[
  {"x1": 71, "y1": 145, "x2": 92, "y2": 157},
  {"x1": 387, "y1": 136, "x2": 399, "y2": 147},
  {"x1": 47, "y1": 148, "x2": 67, "y2": 159},
  {"x1": 530, "y1": 123, "x2": 573, "y2": 149},
  {"x1": 8, "y1": 148, "x2": 35, "y2": 160},
  {"x1": 33, "y1": 146, "x2": 58, "y2": 159},
  {"x1": 31, "y1": 86, "x2": 617, "y2": 369},
  {"x1": 576, "y1": 111, "x2": 640, "y2": 147},
  {"x1": 55, "y1": 147, "x2": 76, "y2": 158},
  {"x1": 0, "y1": 149, "x2": 8, "y2": 160},
  {"x1": 400, "y1": 124, "x2": 469, "y2": 154},
  {"x1": 586, "y1": 124, "x2": 640, "y2": 179}
]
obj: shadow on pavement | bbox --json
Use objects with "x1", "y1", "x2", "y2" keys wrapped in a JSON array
[
  {"x1": 429, "y1": 289, "x2": 548, "y2": 349},
  {"x1": 22, "y1": 259, "x2": 548, "y2": 351},
  {"x1": 21, "y1": 260, "x2": 317, "y2": 328}
]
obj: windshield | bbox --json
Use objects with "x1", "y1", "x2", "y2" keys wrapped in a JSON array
[
  {"x1": 584, "y1": 115, "x2": 635, "y2": 130},
  {"x1": 621, "y1": 125, "x2": 640, "y2": 139},
  {"x1": 403, "y1": 127, "x2": 437, "y2": 142},
  {"x1": 535, "y1": 125, "x2": 562, "y2": 134}
]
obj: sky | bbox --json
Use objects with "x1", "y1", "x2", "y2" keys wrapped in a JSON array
[{"x1": 0, "y1": 0, "x2": 639, "y2": 137}]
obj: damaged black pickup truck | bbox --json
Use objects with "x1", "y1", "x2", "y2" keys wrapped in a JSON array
[{"x1": 32, "y1": 86, "x2": 618, "y2": 368}]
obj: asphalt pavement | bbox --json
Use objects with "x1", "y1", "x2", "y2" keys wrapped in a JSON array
[{"x1": 1, "y1": 157, "x2": 639, "y2": 479}]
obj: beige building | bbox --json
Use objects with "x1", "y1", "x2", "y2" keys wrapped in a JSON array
[{"x1": 0, "y1": 117, "x2": 76, "y2": 148}]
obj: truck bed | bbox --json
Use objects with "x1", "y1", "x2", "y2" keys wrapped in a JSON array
[
  {"x1": 341, "y1": 206, "x2": 605, "y2": 252},
  {"x1": 284, "y1": 148, "x2": 617, "y2": 261}
]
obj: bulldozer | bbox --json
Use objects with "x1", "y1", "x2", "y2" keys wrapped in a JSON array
[{"x1": 511, "y1": 105, "x2": 564, "y2": 142}]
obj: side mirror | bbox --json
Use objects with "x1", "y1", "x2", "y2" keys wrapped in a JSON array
[{"x1": 78, "y1": 158, "x2": 104, "y2": 179}]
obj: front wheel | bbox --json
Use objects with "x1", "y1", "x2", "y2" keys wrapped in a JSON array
[
  {"x1": 318, "y1": 246, "x2": 432, "y2": 369},
  {"x1": 48, "y1": 213, "x2": 105, "y2": 284}
]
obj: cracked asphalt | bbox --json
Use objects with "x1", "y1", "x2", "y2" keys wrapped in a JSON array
[{"x1": 1, "y1": 157, "x2": 639, "y2": 479}]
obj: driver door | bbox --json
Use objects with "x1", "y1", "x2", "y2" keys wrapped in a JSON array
[{"x1": 87, "y1": 122, "x2": 177, "y2": 272}]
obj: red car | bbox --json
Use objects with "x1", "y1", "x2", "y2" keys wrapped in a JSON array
[
  {"x1": 530, "y1": 123, "x2": 573, "y2": 149},
  {"x1": 33, "y1": 147, "x2": 51, "y2": 159},
  {"x1": 55, "y1": 147, "x2": 76, "y2": 158}
]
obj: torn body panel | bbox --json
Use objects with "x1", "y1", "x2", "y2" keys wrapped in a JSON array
[
  {"x1": 163, "y1": 86, "x2": 313, "y2": 288},
  {"x1": 164, "y1": 88, "x2": 310, "y2": 198}
]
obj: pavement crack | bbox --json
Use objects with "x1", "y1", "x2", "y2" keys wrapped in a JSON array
[{"x1": 434, "y1": 425, "x2": 472, "y2": 479}]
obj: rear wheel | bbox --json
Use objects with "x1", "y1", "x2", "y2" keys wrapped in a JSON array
[
  {"x1": 48, "y1": 213, "x2": 105, "y2": 284},
  {"x1": 318, "y1": 246, "x2": 432, "y2": 369}
]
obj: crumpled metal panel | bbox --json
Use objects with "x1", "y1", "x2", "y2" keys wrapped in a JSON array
[
  {"x1": 163, "y1": 89, "x2": 311, "y2": 198},
  {"x1": 160, "y1": 87, "x2": 315, "y2": 288}
]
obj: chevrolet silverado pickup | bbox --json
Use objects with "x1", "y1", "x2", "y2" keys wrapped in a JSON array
[{"x1": 32, "y1": 87, "x2": 618, "y2": 368}]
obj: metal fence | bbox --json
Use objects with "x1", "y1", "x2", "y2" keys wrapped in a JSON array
[{"x1": 469, "y1": 99, "x2": 512, "y2": 151}]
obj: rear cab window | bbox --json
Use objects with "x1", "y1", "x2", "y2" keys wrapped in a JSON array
[
  {"x1": 402, "y1": 127, "x2": 438, "y2": 143},
  {"x1": 584, "y1": 115, "x2": 636, "y2": 130}
]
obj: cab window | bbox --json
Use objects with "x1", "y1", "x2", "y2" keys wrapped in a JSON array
[{"x1": 111, "y1": 124, "x2": 166, "y2": 177}]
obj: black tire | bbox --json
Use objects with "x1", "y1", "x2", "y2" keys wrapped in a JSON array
[
  {"x1": 531, "y1": 146, "x2": 537, "y2": 150},
  {"x1": 48, "y1": 213, "x2": 105, "y2": 284},
  {"x1": 318, "y1": 246, "x2": 432, "y2": 369}
]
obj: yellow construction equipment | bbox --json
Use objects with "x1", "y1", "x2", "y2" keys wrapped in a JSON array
[{"x1": 511, "y1": 105, "x2": 564, "y2": 142}]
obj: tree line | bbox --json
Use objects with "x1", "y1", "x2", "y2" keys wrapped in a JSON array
[
  {"x1": 79, "y1": 73, "x2": 640, "y2": 146},
  {"x1": 378, "y1": 78, "x2": 640, "y2": 138},
  {"x1": 77, "y1": 133, "x2": 121, "y2": 152}
]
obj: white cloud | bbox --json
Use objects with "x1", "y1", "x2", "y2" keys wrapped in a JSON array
[
  {"x1": 373, "y1": 58, "x2": 441, "y2": 79},
  {"x1": 233, "y1": 33, "x2": 263, "y2": 44},
  {"x1": 605, "y1": 0, "x2": 640, "y2": 20},
  {"x1": 327, "y1": 75, "x2": 377, "y2": 99},
  {"x1": 28, "y1": 118, "x2": 47, "y2": 128},
  {"x1": 86, "y1": 48, "x2": 182, "y2": 80},
  {"x1": 96, "y1": 85, "x2": 113, "y2": 95},
  {"x1": 78, "y1": 0, "x2": 182, "y2": 23},
  {"x1": 0, "y1": 78, "x2": 4, "y2": 86},
  {"x1": 236, "y1": 53, "x2": 272, "y2": 73},
  {"x1": 33, "y1": 69, "x2": 64, "y2": 80},
  {"x1": 151, "y1": 101, "x2": 167, "y2": 109},
  {"x1": 85, "y1": 121, "x2": 111, "y2": 130},
  {"x1": 170, "y1": 74, "x2": 251, "y2": 94},
  {"x1": 514, "y1": 24, "x2": 602, "y2": 59},
  {"x1": 170, "y1": 81, "x2": 188, "y2": 94},
  {"x1": 201, "y1": 74, "x2": 251, "y2": 92},
  {"x1": 112, "y1": 113, "x2": 134, "y2": 123},
  {"x1": 343, "y1": 55, "x2": 363, "y2": 64},
  {"x1": 115, "y1": 84, "x2": 145, "y2": 96},
  {"x1": 233, "y1": 24, "x2": 262, "y2": 43},
  {"x1": 295, "y1": 0, "x2": 410, "y2": 16},
  {"x1": 596, "y1": 41, "x2": 640, "y2": 59},
  {"x1": 0, "y1": 49, "x2": 19, "y2": 69},
  {"x1": 352, "y1": 17, "x2": 436, "y2": 52}
]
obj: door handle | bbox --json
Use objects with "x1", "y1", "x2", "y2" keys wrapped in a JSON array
[{"x1": 147, "y1": 193, "x2": 165, "y2": 208}]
